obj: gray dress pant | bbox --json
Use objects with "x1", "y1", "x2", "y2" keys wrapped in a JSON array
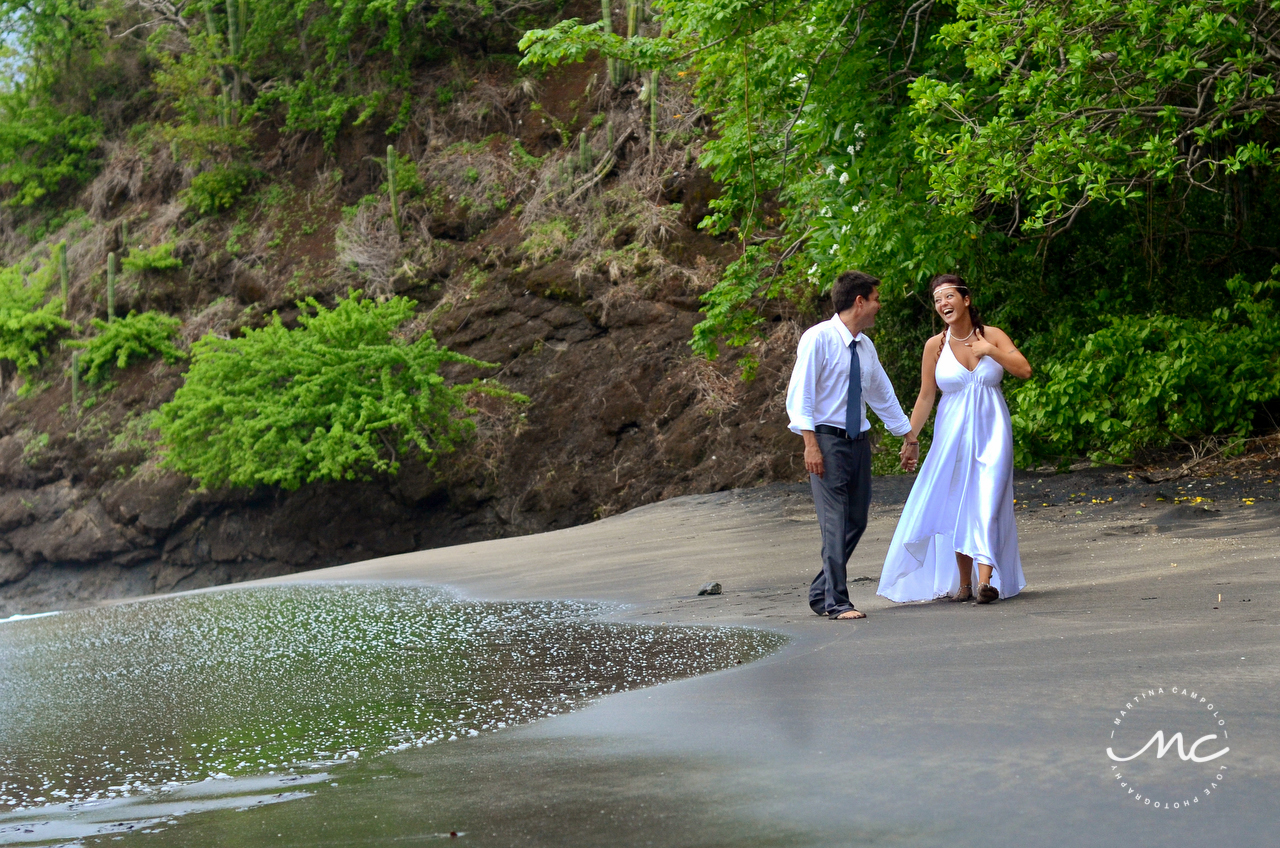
[{"x1": 808, "y1": 432, "x2": 871, "y2": 616}]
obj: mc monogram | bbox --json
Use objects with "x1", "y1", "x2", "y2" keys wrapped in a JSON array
[{"x1": 1106, "y1": 730, "x2": 1229, "y2": 763}]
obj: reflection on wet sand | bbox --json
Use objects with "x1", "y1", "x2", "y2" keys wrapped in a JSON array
[{"x1": 0, "y1": 583, "x2": 782, "y2": 842}]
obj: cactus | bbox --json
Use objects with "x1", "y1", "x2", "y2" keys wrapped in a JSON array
[
  {"x1": 120, "y1": 219, "x2": 129, "y2": 253},
  {"x1": 106, "y1": 252, "x2": 117, "y2": 322},
  {"x1": 387, "y1": 146, "x2": 401, "y2": 234},
  {"x1": 601, "y1": 0, "x2": 618, "y2": 86},
  {"x1": 650, "y1": 71, "x2": 659, "y2": 158},
  {"x1": 71, "y1": 351, "x2": 81, "y2": 415},
  {"x1": 225, "y1": 0, "x2": 243, "y2": 105},
  {"x1": 579, "y1": 131, "x2": 592, "y2": 172},
  {"x1": 57, "y1": 242, "x2": 68, "y2": 316}
]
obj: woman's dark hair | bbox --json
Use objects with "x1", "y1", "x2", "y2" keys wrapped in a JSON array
[
  {"x1": 930, "y1": 274, "x2": 984, "y2": 365},
  {"x1": 929, "y1": 274, "x2": 984, "y2": 335}
]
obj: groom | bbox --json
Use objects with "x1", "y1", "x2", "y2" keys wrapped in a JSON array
[{"x1": 786, "y1": 271, "x2": 917, "y2": 620}]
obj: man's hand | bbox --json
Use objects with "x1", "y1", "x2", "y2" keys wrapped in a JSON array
[
  {"x1": 899, "y1": 440, "x2": 919, "y2": 472},
  {"x1": 802, "y1": 431, "x2": 824, "y2": 478}
]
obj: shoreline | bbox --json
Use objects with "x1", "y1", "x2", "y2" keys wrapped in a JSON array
[
  {"x1": 237, "y1": 475, "x2": 1278, "y2": 845},
  {"x1": 1, "y1": 474, "x2": 1277, "y2": 845}
]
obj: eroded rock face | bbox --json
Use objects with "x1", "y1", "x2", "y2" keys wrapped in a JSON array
[
  {"x1": 7, "y1": 499, "x2": 135, "y2": 564},
  {"x1": 0, "y1": 551, "x2": 32, "y2": 586},
  {"x1": 0, "y1": 200, "x2": 806, "y2": 618},
  {"x1": 0, "y1": 482, "x2": 78, "y2": 532}
]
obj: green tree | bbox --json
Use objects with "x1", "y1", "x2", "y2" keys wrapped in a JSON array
[
  {"x1": 0, "y1": 1, "x2": 104, "y2": 205},
  {"x1": 910, "y1": 0, "x2": 1280, "y2": 233}
]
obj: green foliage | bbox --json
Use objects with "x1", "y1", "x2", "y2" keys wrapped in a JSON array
[
  {"x1": 0, "y1": 2, "x2": 105, "y2": 206},
  {"x1": 522, "y1": 2, "x2": 974, "y2": 360},
  {"x1": 0, "y1": 94, "x2": 102, "y2": 206},
  {"x1": 186, "y1": 164, "x2": 258, "y2": 216},
  {"x1": 0, "y1": 263, "x2": 68, "y2": 373},
  {"x1": 911, "y1": 0, "x2": 1280, "y2": 232},
  {"x1": 521, "y1": 218, "x2": 575, "y2": 264},
  {"x1": 155, "y1": 292, "x2": 516, "y2": 490},
  {"x1": 73, "y1": 311, "x2": 187, "y2": 384},
  {"x1": 1012, "y1": 276, "x2": 1280, "y2": 465},
  {"x1": 137, "y1": 1, "x2": 566, "y2": 153},
  {"x1": 381, "y1": 149, "x2": 423, "y2": 198},
  {"x1": 121, "y1": 242, "x2": 183, "y2": 273}
]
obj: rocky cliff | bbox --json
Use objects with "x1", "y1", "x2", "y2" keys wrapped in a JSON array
[{"x1": 0, "y1": 53, "x2": 823, "y2": 616}]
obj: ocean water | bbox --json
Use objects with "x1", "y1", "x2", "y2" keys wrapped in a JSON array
[{"x1": 0, "y1": 583, "x2": 782, "y2": 837}]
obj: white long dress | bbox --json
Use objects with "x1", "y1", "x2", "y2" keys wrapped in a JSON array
[{"x1": 877, "y1": 330, "x2": 1026, "y2": 602}]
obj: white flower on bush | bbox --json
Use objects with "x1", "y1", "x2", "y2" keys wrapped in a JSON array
[{"x1": 839, "y1": 172, "x2": 850, "y2": 185}]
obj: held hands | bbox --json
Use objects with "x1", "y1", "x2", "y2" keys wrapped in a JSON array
[
  {"x1": 899, "y1": 439, "x2": 919, "y2": 472},
  {"x1": 968, "y1": 328, "x2": 997, "y2": 359}
]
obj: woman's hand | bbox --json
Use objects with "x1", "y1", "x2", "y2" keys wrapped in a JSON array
[
  {"x1": 899, "y1": 440, "x2": 919, "y2": 472},
  {"x1": 968, "y1": 329, "x2": 998, "y2": 359}
]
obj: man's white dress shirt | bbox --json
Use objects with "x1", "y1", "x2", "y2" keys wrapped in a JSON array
[{"x1": 786, "y1": 314, "x2": 912, "y2": 437}]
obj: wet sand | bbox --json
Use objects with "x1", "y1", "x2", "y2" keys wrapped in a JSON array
[{"x1": 209, "y1": 477, "x2": 1280, "y2": 847}]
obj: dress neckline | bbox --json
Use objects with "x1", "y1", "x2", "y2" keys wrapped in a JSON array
[{"x1": 944, "y1": 328, "x2": 980, "y2": 374}]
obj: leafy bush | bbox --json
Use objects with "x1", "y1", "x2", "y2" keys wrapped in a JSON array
[
  {"x1": 0, "y1": 94, "x2": 102, "y2": 207},
  {"x1": 0, "y1": 264, "x2": 69, "y2": 374},
  {"x1": 1011, "y1": 276, "x2": 1280, "y2": 466},
  {"x1": 155, "y1": 292, "x2": 515, "y2": 489},
  {"x1": 121, "y1": 242, "x2": 183, "y2": 273},
  {"x1": 185, "y1": 164, "x2": 258, "y2": 216},
  {"x1": 73, "y1": 312, "x2": 186, "y2": 384}
]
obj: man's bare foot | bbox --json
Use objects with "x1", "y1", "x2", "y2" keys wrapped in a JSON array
[{"x1": 830, "y1": 609, "x2": 866, "y2": 620}]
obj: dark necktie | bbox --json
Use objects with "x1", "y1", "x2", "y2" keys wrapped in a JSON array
[{"x1": 845, "y1": 337, "x2": 861, "y2": 436}]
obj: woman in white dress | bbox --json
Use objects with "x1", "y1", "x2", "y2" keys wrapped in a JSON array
[{"x1": 878, "y1": 275, "x2": 1033, "y2": 605}]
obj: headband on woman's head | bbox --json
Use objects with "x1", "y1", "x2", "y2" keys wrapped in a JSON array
[{"x1": 932, "y1": 284, "x2": 967, "y2": 297}]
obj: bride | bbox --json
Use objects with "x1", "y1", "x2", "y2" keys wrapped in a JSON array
[{"x1": 878, "y1": 275, "x2": 1032, "y2": 605}]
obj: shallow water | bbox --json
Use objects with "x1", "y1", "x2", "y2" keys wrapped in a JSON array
[{"x1": 0, "y1": 583, "x2": 782, "y2": 841}]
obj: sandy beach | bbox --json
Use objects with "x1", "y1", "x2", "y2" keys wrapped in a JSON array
[{"x1": 152, "y1": 473, "x2": 1280, "y2": 847}]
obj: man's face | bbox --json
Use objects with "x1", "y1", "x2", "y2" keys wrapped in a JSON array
[{"x1": 854, "y1": 287, "x2": 881, "y2": 327}]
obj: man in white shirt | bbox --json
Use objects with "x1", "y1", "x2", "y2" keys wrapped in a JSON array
[{"x1": 785, "y1": 271, "x2": 917, "y2": 620}]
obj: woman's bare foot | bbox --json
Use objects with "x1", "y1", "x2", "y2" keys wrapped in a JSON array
[
  {"x1": 976, "y1": 583, "x2": 1000, "y2": 604},
  {"x1": 951, "y1": 584, "x2": 973, "y2": 602}
]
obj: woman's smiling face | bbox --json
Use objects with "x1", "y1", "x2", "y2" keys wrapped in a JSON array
[{"x1": 933, "y1": 286, "x2": 969, "y2": 325}]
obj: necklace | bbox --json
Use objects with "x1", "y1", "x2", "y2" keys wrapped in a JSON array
[{"x1": 950, "y1": 326, "x2": 976, "y2": 343}]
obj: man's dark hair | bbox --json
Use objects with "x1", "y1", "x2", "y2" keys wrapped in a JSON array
[{"x1": 831, "y1": 271, "x2": 880, "y2": 313}]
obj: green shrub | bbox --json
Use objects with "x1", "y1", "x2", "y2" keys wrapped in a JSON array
[
  {"x1": 155, "y1": 292, "x2": 517, "y2": 490},
  {"x1": 0, "y1": 95, "x2": 102, "y2": 207},
  {"x1": 1012, "y1": 276, "x2": 1280, "y2": 466},
  {"x1": 381, "y1": 151, "x2": 423, "y2": 198},
  {"x1": 121, "y1": 242, "x2": 182, "y2": 273},
  {"x1": 0, "y1": 263, "x2": 69, "y2": 374},
  {"x1": 73, "y1": 311, "x2": 186, "y2": 384},
  {"x1": 185, "y1": 164, "x2": 258, "y2": 216},
  {"x1": 520, "y1": 219, "x2": 575, "y2": 264}
]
